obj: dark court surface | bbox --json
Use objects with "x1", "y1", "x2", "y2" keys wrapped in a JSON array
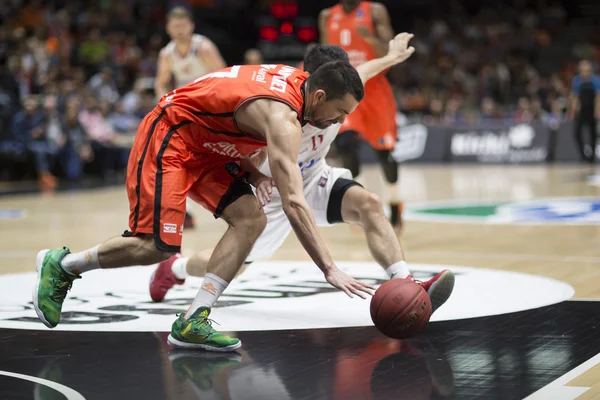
[{"x1": 1, "y1": 300, "x2": 599, "y2": 400}]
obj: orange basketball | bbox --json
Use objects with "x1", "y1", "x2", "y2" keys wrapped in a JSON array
[{"x1": 370, "y1": 279, "x2": 432, "y2": 339}]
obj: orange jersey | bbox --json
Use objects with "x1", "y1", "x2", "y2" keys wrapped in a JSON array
[
  {"x1": 324, "y1": 2, "x2": 397, "y2": 149},
  {"x1": 325, "y1": 2, "x2": 378, "y2": 67},
  {"x1": 157, "y1": 64, "x2": 308, "y2": 156}
]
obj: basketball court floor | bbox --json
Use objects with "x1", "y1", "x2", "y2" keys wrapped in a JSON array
[{"x1": 1, "y1": 163, "x2": 599, "y2": 399}]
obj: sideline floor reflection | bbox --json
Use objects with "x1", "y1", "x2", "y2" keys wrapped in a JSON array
[{"x1": 1, "y1": 301, "x2": 599, "y2": 399}]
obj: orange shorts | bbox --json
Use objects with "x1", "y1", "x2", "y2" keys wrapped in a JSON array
[
  {"x1": 339, "y1": 75, "x2": 397, "y2": 150},
  {"x1": 124, "y1": 107, "x2": 253, "y2": 252}
]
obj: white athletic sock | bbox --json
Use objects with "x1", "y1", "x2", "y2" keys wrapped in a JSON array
[
  {"x1": 60, "y1": 245, "x2": 101, "y2": 276},
  {"x1": 386, "y1": 260, "x2": 410, "y2": 280},
  {"x1": 171, "y1": 256, "x2": 190, "y2": 280},
  {"x1": 185, "y1": 273, "x2": 228, "y2": 319}
]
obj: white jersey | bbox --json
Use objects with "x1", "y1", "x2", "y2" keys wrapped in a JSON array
[
  {"x1": 258, "y1": 122, "x2": 341, "y2": 184},
  {"x1": 248, "y1": 121, "x2": 353, "y2": 262},
  {"x1": 161, "y1": 34, "x2": 212, "y2": 87}
]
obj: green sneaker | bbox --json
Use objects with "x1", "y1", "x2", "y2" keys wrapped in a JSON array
[
  {"x1": 167, "y1": 307, "x2": 242, "y2": 352},
  {"x1": 32, "y1": 248, "x2": 79, "y2": 328}
]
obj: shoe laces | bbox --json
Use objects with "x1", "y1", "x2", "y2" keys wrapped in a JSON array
[
  {"x1": 50, "y1": 279, "x2": 73, "y2": 302},
  {"x1": 179, "y1": 313, "x2": 220, "y2": 336}
]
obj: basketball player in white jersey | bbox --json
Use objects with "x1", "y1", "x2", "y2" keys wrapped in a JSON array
[
  {"x1": 155, "y1": 6, "x2": 226, "y2": 228},
  {"x1": 150, "y1": 34, "x2": 455, "y2": 318}
]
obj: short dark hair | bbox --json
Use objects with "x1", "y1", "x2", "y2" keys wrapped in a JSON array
[
  {"x1": 303, "y1": 44, "x2": 350, "y2": 74},
  {"x1": 167, "y1": 6, "x2": 193, "y2": 21},
  {"x1": 307, "y1": 60, "x2": 364, "y2": 102}
]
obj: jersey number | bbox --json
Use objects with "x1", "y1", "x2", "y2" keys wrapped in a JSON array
[
  {"x1": 311, "y1": 134, "x2": 324, "y2": 151},
  {"x1": 194, "y1": 65, "x2": 241, "y2": 83},
  {"x1": 340, "y1": 29, "x2": 351, "y2": 46},
  {"x1": 166, "y1": 66, "x2": 241, "y2": 102}
]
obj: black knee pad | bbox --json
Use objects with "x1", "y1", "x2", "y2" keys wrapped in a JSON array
[
  {"x1": 375, "y1": 150, "x2": 398, "y2": 183},
  {"x1": 335, "y1": 130, "x2": 360, "y2": 178}
]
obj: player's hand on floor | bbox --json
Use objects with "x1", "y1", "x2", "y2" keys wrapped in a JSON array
[
  {"x1": 255, "y1": 176, "x2": 275, "y2": 208},
  {"x1": 324, "y1": 268, "x2": 375, "y2": 299},
  {"x1": 387, "y1": 32, "x2": 415, "y2": 64}
]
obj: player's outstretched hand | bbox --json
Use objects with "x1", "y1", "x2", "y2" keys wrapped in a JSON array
[
  {"x1": 324, "y1": 267, "x2": 375, "y2": 299},
  {"x1": 255, "y1": 176, "x2": 275, "y2": 208},
  {"x1": 387, "y1": 32, "x2": 415, "y2": 64}
]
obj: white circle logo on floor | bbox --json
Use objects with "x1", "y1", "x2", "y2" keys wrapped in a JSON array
[{"x1": 0, "y1": 261, "x2": 573, "y2": 332}]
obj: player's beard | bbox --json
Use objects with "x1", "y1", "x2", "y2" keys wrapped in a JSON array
[{"x1": 312, "y1": 120, "x2": 335, "y2": 129}]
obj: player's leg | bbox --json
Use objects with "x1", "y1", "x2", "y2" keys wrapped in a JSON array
[
  {"x1": 150, "y1": 190, "x2": 291, "y2": 302},
  {"x1": 33, "y1": 111, "x2": 191, "y2": 328},
  {"x1": 334, "y1": 130, "x2": 361, "y2": 178},
  {"x1": 324, "y1": 176, "x2": 406, "y2": 275},
  {"x1": 167, "y1": 163, "x2": 266, "y2": 351},
  {"x1": 359, "y1": 77, "x2": 403, "y2": 230},
  {"x1": 374, "y1": 149, "x2": 402, "y2": 230},
  {"x1": 184, "y1": 198, "x2": 195, "y2": 229},
  {"x1": 337, "y1": 183, "x2": 454, "y2": 313},
  {"x1": 149, "y1": 249, "x2": 252, "y2": 303}
]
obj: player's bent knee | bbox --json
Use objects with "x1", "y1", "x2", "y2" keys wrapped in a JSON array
[
  {"x1": 359, "y1": 192, "x2": 384, "y2": 218},
  {"x1": 131, "y1": 234, "x2": 177, "y2": 264},
  {"x1": 235, "y1": 206, "x2": 267, "y2": 239}
]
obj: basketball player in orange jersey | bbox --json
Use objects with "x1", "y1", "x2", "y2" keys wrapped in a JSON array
[
  {"x1": 320, "y1": 1, "x2": 403, "y2": 230},
  {"x1": 150, "y1": 37, "x2": 454, "y2": 318},
  {"x1": 33, "y1": 60, "x2": 374, "y2": 352},
  {"x1": 155, "y1": 6, "x2": 227, "y2": 229}
]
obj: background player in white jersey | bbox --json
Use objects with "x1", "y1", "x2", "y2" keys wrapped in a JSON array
[
  {"x1": 150, "y1": 34, "x2": 455, "y2": 315},
  {"x1": 154, "y1": 6, "x2": 226, "y2": 229}
]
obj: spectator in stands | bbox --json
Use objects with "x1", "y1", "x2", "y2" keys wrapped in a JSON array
[
  {"x1": 59, "y1": 101, "x2": 94, "y2": 180},
  {"x1": 134, "y1": 88, "x2": 156, "y2": 119},
  {"x1": 107, "y1": 100, "x2": 139, "y2": 169},
  {"x1": 78, "y1": 95, "x2": 117, "y2": 178},
  {"x1": 78, "y1": 28, "x2": 109, "y2": 75},
  {"x1": 13, "y1": 96, "x2": 56, "y2": 189},
  {"x1": 515, "y1": 97, "x2": 535, "y2": 123},
  {"x1": 88, "y1": 66, "x2": 119, "y2": 103},
  {"x1": 0, "y1": 56, "x2": 20, "y2": 140},
  {"x1": 480, "y1": 97, "x2": 504, "y2": 121}
]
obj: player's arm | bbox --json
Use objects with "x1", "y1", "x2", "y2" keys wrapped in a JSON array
[
  {"x1": 240, "y1": 154, "x2": 273, "y2": 208},
  {"x1": 198, "y1": 39, "x2": 226, "y2": 72},
  {"x1": 357, "y1": 2, "x2": 394, "y2": 58},
  {"x1": 248, "y1": 147, "x2": 268, "y2": 168},
  {"x1": 266, "y1": 108, "x2": 335, "y2": 272},
  {"x1": 155, "y1": 50, "x2": 172, "y2": 101},
  {"x1": 318, "y1": 8, "x2": 330, "y2": 44},
  {"x1": 236, "y1": 99, "x2": 374, "y2": 298},
  {"x1": 356, "y1": 33, "x2": 415, "y2": 84}
]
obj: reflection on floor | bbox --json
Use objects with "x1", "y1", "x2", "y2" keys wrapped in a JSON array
[{"x1": 1, "y1": 301, "x2": 599, "y2": 400}]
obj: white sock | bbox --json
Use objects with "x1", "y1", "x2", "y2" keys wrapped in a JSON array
[
  {"x1": 171, "y1": 256, "x2": 190, "y2": 280},
  {"x1": 185, "y1": 273, "x2": 228, "y2": 319},
  {"x1": 386, "y1": 260, "x2": 410, "y2": 280},
  {"x1": 60, "y1": 245, "x2": 101, "y2": 276}
]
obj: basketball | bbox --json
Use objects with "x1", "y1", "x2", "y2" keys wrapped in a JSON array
[{"x1": 370, "y1": 279, "x2": 432, "y2": 339}]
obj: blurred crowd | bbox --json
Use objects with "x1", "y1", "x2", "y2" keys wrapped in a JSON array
[
  {"x1": 0, "y1": 0, "x2": 165, "y2": 188},
  {"x1": 390, "y1": 0, "x2": 578, "y2": 127},
  {"x1": 0, "y1": 0, "x2": 595, "y2": 188}
]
